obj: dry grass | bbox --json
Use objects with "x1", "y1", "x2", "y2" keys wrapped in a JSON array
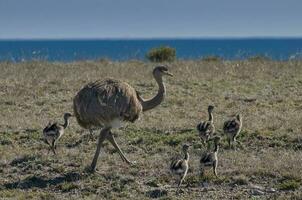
[{"x1": 0, "y1": 60, "x2": 302, "y2": 199}]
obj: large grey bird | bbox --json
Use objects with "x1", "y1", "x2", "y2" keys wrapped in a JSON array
[
  {"x1": 73, "y1": 66, "x2": 173, "y2": 172},
  {"x1": 43, "y1": 113, "x2": 72, "y2": 154}
]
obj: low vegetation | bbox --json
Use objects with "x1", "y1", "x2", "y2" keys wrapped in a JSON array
[
  {"x1": 247, "y1": 55, "x2": 271, "y2": 62},
  {"x1": 0, "y1": 60, "x2": 302, "y2": 199},
  {"x1": 146, "y1": 46, "x2": 176, "y2": 62},
  {"x1": 201, "y1": 55, "x2": 223, "y2": 62},
  {"x1": 278, "y1": 179, "x2": 300, "y2": 191}
]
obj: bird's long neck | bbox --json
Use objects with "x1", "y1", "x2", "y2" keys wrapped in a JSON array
[
  {"x1": 141, "y1": 74, "x2": 165, "y2": 112},
  {"x1": 184, "y1": 151, "x2": 189, "y2": 161},
  {"x1": 63, "y1": 117, "x2": 70, "y2": 129},
  {"x1": 208, "y1": 110, "x2": 213, "y2": 123},
  {"x1": 214, "y1": 143, "x2": 219, "y2": 153},
  {"x1": 237, "y1": 116, "x2": 242, "y2": 125}
]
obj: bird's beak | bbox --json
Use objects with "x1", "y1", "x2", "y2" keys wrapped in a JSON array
[{"x1": 165, "y1": 72, "x2": 173, "y2": 77}]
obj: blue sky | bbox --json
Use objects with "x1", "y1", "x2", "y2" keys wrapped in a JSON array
[{"x1": 0, "y1": 0, "x2": 301, "y2": 39}]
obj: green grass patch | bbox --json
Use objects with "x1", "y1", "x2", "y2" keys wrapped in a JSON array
[
  {"x1": 127, "y1": 128, "x2": 196, "y2": 148},
  {"x1": 58, "y1": 182, "x2": 79, "y2": 192},
  {"x1": 278, "y1": 179, "x2": 300, "y2": 191}
]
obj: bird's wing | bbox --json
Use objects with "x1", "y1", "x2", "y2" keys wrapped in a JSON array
[
  {"x1": 43, "y1": 123, "x2": 60, "y2": 138},
  {"x1": 197, "y1": 121, "x2": 208, "y2": 131},
  {"x1": 196, "y1": 122, "x2": 202, "y2": 131},
  {"x1": 198, "y1": 121, "x2": 213, "y2": 134},
  {"x1": 44, "y1": 130, "x2": 58, "y2": 137},
  {"x1": 224, "y1": 119, "x2": 239, "y2": 132},
  {"x1": 200, "y1": 152, "x2": 212, "y2": 163},
  {"x1": 48, "y1": 123, "x2": 59, "y2": 131},
  {"x1": 170, "y1": 159, "x2": 183, "y2": 170}
]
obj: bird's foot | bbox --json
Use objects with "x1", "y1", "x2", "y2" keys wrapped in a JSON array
[
  {"x1": 82, "y1": 134, "x2": 92, "y2": 143},
  {"x1": 237, "y1": 141, "x2": 244, "y2": 150},
  {"x1": 84, "y1": 165, "x2": 96, "y2": 174},
  {"x1": 176, "y1": 188, "x2": 184, "y2": 195},
  {"x1": 124, "y1": 159, "x2": 137, "y2": 166},
  {"x1": 129, "y1": 160, "x2": 137, "y2": 166},
  {"x1": 119, "y1": 155, "x2": 136, "y2": 166},
  {"x1": 89, "y1": 134, "x2": 94, "y2": 141}
]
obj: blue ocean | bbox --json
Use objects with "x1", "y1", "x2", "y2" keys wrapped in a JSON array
[{"x1": 0, "y1": 38, "x2": 301, "y2": 62}]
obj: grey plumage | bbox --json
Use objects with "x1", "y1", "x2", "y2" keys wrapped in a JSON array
[
  {"x1": 170, "y1": 144, "x2": 190, "y2": 193},
  {"x1": 73, "y1": 66, "x2": 173, "y2": 172},
  {"x1": 197, "y1": 105, "x2": 215, "y2": 145},
  {"x1": 200, "y1": 136, "x2": 220, "y2": 178},
  {"x1": 74, "y1": 79, "x2": 142, "y2": 129},
  {"x1": 223, "y1": 114, "x2": 242, "y2": 149},
  {"x1": 43, "y1": 113, "x2": 72, "y2": 154}
]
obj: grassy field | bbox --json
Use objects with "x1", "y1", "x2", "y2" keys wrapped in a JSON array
[{"x1": 0, "y1": 60, "x2": 302, "y2": 199}]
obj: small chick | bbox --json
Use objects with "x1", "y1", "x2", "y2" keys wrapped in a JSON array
[
  {"x1": 200, "y1": 136, "x2": 220, "y2": 178},
  {"x1": 223, "y1": 114, "x2": 242, "y2": 149},
  {"x1": 170, "y1": 144, "x2": 190, "y2": 193},
  {"x1": 43, "y1": 113, "x2": 72, "y2": 154},
  {"x1": 197, "y1": 105, "x2": 215, "y2": 146}
]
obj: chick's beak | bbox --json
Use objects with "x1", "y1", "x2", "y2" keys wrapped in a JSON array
[{"x1": 165, "y1": 71, "x2": 173, "y2": 77}]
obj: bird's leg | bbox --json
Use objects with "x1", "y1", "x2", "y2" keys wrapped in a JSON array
[
  {"x1": 213, "y1": 161, "x2": 218, "y2": 178},
  {"x1": 44, "y1": 139, "x2": 51, "y2": 154},
  {"x1": 236, "y1": 140, "x2": 244, "y2": 150},
  {"x1": 107, "y1": 131, "x2": 133, "y2": 165},
  {"x1": 44, "y1": 139, "x2": 50, "y2": 145},
  {"x1": 232, "y1": 135, "x2": 237, "y2": 150},
  {"x1": 51, "y1": 140, "x2": 56, "y2": 155},
  {"x1": 200, "y1": 169, "x2": 204, "y2": 177},
  {"x1": 52, "y1": 148, "x2": 56, "y2": 155},
  {"x1": 176, "y1": 174, "x2": 186, "y2": 194},
  {"x1": 231, "y1": 137, "x2": 237, "y2": 151},
  {"x1": 88, "y1": 129, "x2": 94, "y2": 140},
  {"x1": 200, "y1": 165, "x2": 205, "y2": 178},
  {"x1": 89, "y1": 128, "x2": 110, "y2": 172},
  {"x1": 228, "y1": 137, "x2": 232, "y2": 149}
]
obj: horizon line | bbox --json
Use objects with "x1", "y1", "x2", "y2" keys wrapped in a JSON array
[{"x1": 1, "y1": 36, "x2": 302, "y2": 41}]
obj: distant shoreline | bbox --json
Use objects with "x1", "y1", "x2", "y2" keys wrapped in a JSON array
[
  {"x1": 0, "y1": 38, "x2": 301, "y2": 62},
  {"x1": 1, "y1": 37, "x2": 302, "y2": 41}
]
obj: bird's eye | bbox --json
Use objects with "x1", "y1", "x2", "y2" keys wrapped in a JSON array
[{"x1": 161, "y1": 67, "x2": 168, "y2": 72}]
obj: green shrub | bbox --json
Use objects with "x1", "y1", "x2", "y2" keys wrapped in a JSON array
[{"x1": 146, "y1": 46, "x2": 176, "y2": 62}]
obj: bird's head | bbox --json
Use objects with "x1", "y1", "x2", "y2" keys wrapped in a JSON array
[
  {"x1": 153, "y1": 65, "x2": 173, "y2": 77},
  {"x1": 208, "y1": 105, "x2": 214, "y2": 112},
  {"x1": 236, "y1": 113, "x2": 242, "y2": 121},
  {"x1": 64, "y1": 113, "x2": 73, "y2": 119},
  {"x1": 182, "y1": 144, "x2": 190, "y2": 152}
]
